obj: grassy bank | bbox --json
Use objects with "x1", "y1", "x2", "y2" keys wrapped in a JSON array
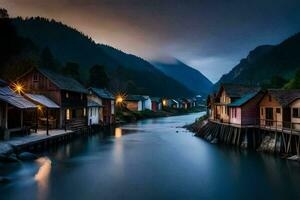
[{"x1": 116, "y1": 107, "x2": 205, "y2": 123}]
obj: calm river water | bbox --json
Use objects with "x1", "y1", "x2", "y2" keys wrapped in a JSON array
[{"x1": 1, "y1": 112, "x2": 300, "y2": 200}]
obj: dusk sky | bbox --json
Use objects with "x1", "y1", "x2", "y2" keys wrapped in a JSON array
[{"x1": 1, "y1": 0, "x2": 300, "y2": 82}]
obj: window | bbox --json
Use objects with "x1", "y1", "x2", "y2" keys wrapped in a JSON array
[
  {"x1": 276, "y1": 108, "x2": 281, "y2": 114},
  {"x1": 33, "y1": 73, "x2": 38, "y2": 81},
  {"x1": 84, "y1": 108, "x2": 86, "y2": 117},
  {"x1": 66, "y1": 92, "x2": 69, "y2": 99},
  {"x1": 293, "y1": 108, "x2": 300, "y2": 118},
  {"x1": 268, "y1": 95, "x2": 272, "y2": 102},
  {"x1": 89, "y1": 108, "x2": 92, "y2": 117},
  {"x1": 234, "y1": 108, "x2": 237, "y2": 118},
  {"x1": 261, "y1": 108, "x2": 264, "y2": 115},
  {"x1": 66, "y1": 109, "x2": 70, "y2": 120}
]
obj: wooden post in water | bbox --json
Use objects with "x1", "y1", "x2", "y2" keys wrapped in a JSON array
[{"x1": 46, "y1": 108, "x2": 49, "y2": 136}]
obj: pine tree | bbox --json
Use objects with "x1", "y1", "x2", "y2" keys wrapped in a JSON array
[{"x1": 89, "y1": 64, "x2": 109, "y2": 88}]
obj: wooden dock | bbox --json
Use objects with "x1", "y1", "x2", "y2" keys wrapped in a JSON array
[{"x1": 0, "y1": 127, "x2": 93, "y2": 155}]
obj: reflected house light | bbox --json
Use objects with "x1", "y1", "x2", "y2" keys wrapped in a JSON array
[
  {"x1": 115, "y1": 127, "x2": 122, "y2": 138},
  {"x1": 34, "y1": 157, "x2": 52, "y2": 195}
]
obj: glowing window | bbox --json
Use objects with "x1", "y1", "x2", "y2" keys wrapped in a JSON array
[{"x1": 66, "y1": 109, "x2": 70, "y2": 120}]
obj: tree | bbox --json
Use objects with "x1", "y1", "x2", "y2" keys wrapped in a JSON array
[
  {"x1": 284, "y1": 69, "x2": 300, "y2": 89},
  {"x1": 89, "y1": 64, "x2": 109, "y2": 88},
  {"x1": 39, "y1": 47, "x2": 58, "y2": 71},
  {"x1": 62, "y1": 62, "x2": 80, "y2": 81},
  {"x1": 270, "y1": 75, "x2": 288, "y2": 88},
  {"x1": 0, "y1": 8, "x2": 9, "y2": 18}
]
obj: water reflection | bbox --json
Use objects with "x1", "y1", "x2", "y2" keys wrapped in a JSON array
[
  {"x1": 34, "y1": 157, "x2": 52, "y2": 199},
  {"x1": 2, "y1": 113, "x2": 300, "y2": 200},
  {"x1": 115, "y1": 127, "x2": 122, "y2": 138}
]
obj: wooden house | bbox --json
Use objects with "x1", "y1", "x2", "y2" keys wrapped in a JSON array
[
  {"x1": 17, "y1": 67, "x2": 88, "y2": 130},
  {"x1": 88, "y1": 88, "x2": 115, "y2": 125},
  {"x1": 143, "y1": 96, "x2": 152, "y2": 110},
  {"x1": 151, "y1": 97, "x2": 162, "y2": 112},
  {"x1": 87, "y1": 99, "x2": 102, "y2": 126},
  {"x1": 168, "y1": 99, "x2": 179, "y2": 109},
  {"x1": 125, "y1": 95, "x2": 152, "y2": 111},
  {"x1": 289, "y1": 97, "x2": 300, "y2": 130},
  {"x1": 259, "y1": 89, "x2": 300, "y2": 129},
  {"x1": 227, "y1": 91, "x2": 264, "y2": 126},
  {"x1": 0, "y1": 86, "x2": 37, "y2": 140},
  {"x1": 214, "y1": 84, "x2": 260, "y2": 123}
]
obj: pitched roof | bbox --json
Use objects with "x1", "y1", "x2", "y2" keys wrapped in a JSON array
[
  {"x1": 0, "y1": 79, "x2": 7, "y2": 87},
  {"x1": 89, "y1": 88, "x2": 115, "y2": 100},
  {"x1": 37, "y1": 68, "x2": 88, "y2": 94},
  {"x1": 87, "y1": 99, "x2": 102, "y2": 107},
  {"x1": 267, "y1": 89, "x2": 300, "y2": 107},
  {"x1": 151, "y1": 97, "x2": 161, "y2": 102},
  {"x1": 0, "y1": 87, "x2": 37, "y2": 109},
  {"x1": 228, "y1": 92, "x2": 261, "y2": 107},
  {"x1": 25, "y1": 93, "x2": 60, "y2": 108},
  {"x1": 219, "y1": 84, "x2": 260, "y2": 98},
  {"x1": 126, "y1": 95, "x2": 147, "y2": 101}
]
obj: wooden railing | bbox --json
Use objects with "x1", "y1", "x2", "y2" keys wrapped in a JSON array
[{"x1": 209, "y1": 118, "x2": 300, "y2": 133}]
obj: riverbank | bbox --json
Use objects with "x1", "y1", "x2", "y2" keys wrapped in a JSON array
[
  {"x1": 186, "y1": 115, "x2": 300, "y2": 161},
  {"x1": 116, "y1": 107, "x2": 204, "y2": 123},
  {"x1": 0, "y1": 127, "x2": 95, "y2": 166}
]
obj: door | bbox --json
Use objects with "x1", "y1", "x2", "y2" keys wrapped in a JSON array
[{"x1": 266, "y1": 108, "x2": 273, "y2": 126}]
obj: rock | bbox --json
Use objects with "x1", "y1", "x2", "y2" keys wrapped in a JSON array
[
  {"x1": 0, "y1": 177, "x2": 11, "y2": 184},
  {"x1": 287, "y1": 155, "x2": 300, "y2": 161},
  {"x1": 17, "y1": 152, "x2": 38, "y2": 161},
  {"x1": 210, "y1": 138, "x2": 218, "y2": 144},
  {"x1": 0, "y1": 153, "x2": 19, "y2": 163}
]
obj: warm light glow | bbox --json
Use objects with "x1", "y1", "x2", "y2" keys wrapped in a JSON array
[
  {"x1": 115, "y1": 92, "x2": 127, "y2": 107},
  {"x1": 37, "y1": 105, "x2": 42, "y2": 111},
  {"x1": 12, "y1": 82, "x2": 25, "y2": 94},
  {"x1": 115, "y1": 127, "x2": 122, "y2": 138},
  {"x1": 116, "y1": 96, "x2": 123, "y2": 104},
  {"x1": 66, "y1": 109, "x2": 70, "y2": 120},
  {"x1": 162, "y1": 99, "x2": 167, "y2": 106},
  {"x1": 35, "y1": 157, "x2": 52, "y2": 199}
]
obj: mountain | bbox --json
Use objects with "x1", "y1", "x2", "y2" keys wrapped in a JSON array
[
  {"x1": 10, "y1": 17, "x2": 194, "y2": 97},
  {"x1": 216, "y1": 32, "x2": 300, "y2": 88},
  {"x1": 151, "y1": 58, "x2": 213, "y2": 95}
]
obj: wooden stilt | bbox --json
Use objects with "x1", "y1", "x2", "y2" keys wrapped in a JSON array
[{"x1": 46, "y1": 108, "x2": 49, "y2": 136}]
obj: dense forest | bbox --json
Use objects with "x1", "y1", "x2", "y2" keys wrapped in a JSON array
[
  {"x1": 216, "y1": 32, "x2": 300, "y2": 89},
  {"x1": 0, "y1": 8, "x2": 195, "y2": 97}
]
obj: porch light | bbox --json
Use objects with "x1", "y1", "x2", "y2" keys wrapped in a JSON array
[
  {"x1": 163, "y1": 99, "x2": 167, "y2": 106},
  {"x1": 116, "y1": 96, "x2": 123, "y2": 104},
  {"x1": 12, "y1": 82, "x2": 24, "y2": 94},
  {"x1": 37, "y1": 105, "x2": 42, "y2": 111}
]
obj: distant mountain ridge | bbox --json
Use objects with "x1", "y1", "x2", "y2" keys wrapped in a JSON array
[
  {"x1": 151, "y1": 58, "x2": 213, "y2": 95},
  {"x1": 216, "y1": 32, "x2": 300, "y2": 88},
  {"x1": 11, "y1": 17, "x2": 195, "y2": 97}
]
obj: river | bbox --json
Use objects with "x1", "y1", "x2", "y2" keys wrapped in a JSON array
[{"x1": 1, "y1": 112, "x2": 300, "y2": 200}]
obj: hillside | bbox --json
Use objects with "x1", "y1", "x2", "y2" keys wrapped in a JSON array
[
  {"x1": 216, "y1": 32, "x2": 300, "y2": 88},
  {"x1": 151, "y1": 58, "x2": 213, "y2": 95},
  {"x1": 9, "y1": 17, "x2": 194, "y2": 97}
]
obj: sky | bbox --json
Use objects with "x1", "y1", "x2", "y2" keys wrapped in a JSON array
[{"x1": 1, "y1": 0, "x2": 300, "y2": 82}]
